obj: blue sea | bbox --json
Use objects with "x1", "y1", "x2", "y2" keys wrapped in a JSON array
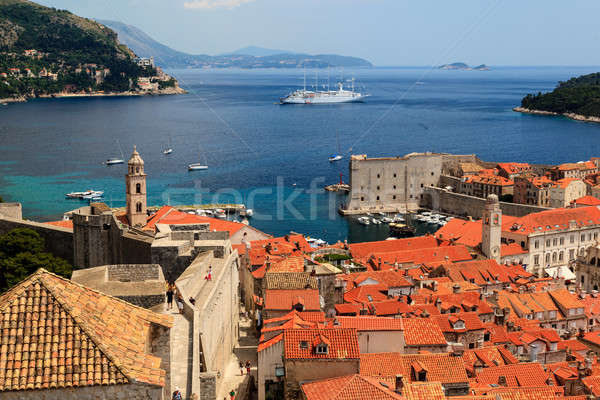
[{"x1": 1, "y1": 66, "x2": 600, "y2": 243}]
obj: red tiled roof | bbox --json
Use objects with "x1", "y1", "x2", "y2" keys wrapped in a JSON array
[
  {"x1": 264, "y1": 289, "x2": 320, "y2": 311},
  {"x1": 284, "y1": 328, "x2": 359, "y2": 360},
  {"x1": 557, "y1": 339, "x2": 589, "y2": 352},
  {"x1": 573, "y1": 195, "x2": 600, "y2": 206},
  {"x1": 257, "y1": 333, "x2": 283, "y2": 352},
  {"x1": 432, "y1": 312, "x2": 484, "y2": 333},
  {"x1": 360, "y1": 353, "x2": 468, "y2": 384},
  {"x1": 582, "y1": 374, "x2": 600, "y2": 396},
  {"x1": 0, "y1": 269, "x2": 173, "y2": 392},
  {"x1": 557, "y1": 161, "x2": 596, "y2": 171},
  {"x1": 402, "y1": 381, "x2": 445, "y2": 400},
  {"x1": 366, "y1": 245, "x2": 472, "y2": 267},
  {"x1": 344, "y1": 285, "x2": 389, "y2": 304},
  {"x1": 338, "y1": 270, "x2": 412, "y2": 289},
  {"x1": 44, "y1": 220, "x2": 74, "y2": 229},
  {"x1": 465, "y1": 174, "x2": 514, "y2": 186},
  {"x1": 470, "y1": 386, "x2": 561, "y2": 399},
  {"x1": 553, "y1": 177, "x2": 582, "y2": 189},
  {"x1": 301, "y1": 374, "x2": 403, "y2": 400},
  {"x1": 403, "y1": 318, "x2": 447, "y2": 346},
  {"x1": 510, "y1": 206, "x2": 600, "y2": 235},
  {"x1": 321, "y1": 316, "x2": 404, "y2": 331},
  {"x1": 335, "y1": 303, "x2": 363, "y2": 315},
  {"x1": 497, "y1": 162, "x2": 531, "y2": 175},
  {"x1": 348, "y1": 236, "x2": 438, "y2": 259},
  {"x1": 548, "y1": 289, "x2": 585, "y2": 310},
  {"x1": 144, "y1": 205, "x2": 249, "y2": 236},
  {"x1": 445, "y1": 259, "x2": 516, "y2": 286},
  {"x1": 501, "y1": 242, "x2": 528, "y2": 256},
  {"x1": 475, "y1": 362, "x2": 550, "y2": 387}
]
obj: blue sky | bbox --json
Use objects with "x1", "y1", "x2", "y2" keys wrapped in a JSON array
[{"x1": 36, "y1": 0, "x2": 600, "y2": 66}]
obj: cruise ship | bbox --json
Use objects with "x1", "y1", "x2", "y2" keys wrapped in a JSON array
[{"x1": 280, "y1": 78, "x2": 368, "y2": 104}]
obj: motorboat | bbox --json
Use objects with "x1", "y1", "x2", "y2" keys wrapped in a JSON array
[
  {"x1": 381, "y1": 217, "x2": 393, "y2": 223},
  {"x1": 329, "y1": 155, "x2": 343, "y2": 162},
  {"x1": 106, "y1": 139, "x2": 125, "y2": 165},
  {"x1": 189, "y1": 147, "x2": 208, "y2": 171},
  {"x1": 358, "y1": 216, "x2": 370, "y2": 225},
  {"x1": 371, "y1": 218, "x2": 382, "y2": 225},
  {"x1": 328, "y1": 130, "x2": 343, "y2": 162},
  {"x1": 66, "y1": 190, "x2": 103, "y2": 200}
]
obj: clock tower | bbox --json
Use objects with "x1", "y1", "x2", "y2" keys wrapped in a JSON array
[{"x1": 482, "y1": 194, "x2": 502, "y2": 261}]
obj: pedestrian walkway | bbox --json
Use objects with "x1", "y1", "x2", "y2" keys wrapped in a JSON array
[
  {"x1": 161, "y1": 304, "x2": 193, "y2": 399},
  {"x1": 218, "y1": 310, "x2": 258, "y2": 400}
]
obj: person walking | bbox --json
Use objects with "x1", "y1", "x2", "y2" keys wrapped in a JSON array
[
  {"x1": 166, "y1": 283, "x2": 174, "y2": 310},
  {"x1": 239, "y1": 360, "x2": 244, "y2": 375},
  {"x1": 229, "y1": 389, "x2": 235, "y2": 400},
  {"x1": 172, "y1": 389, "x2": 182, "y2": 400},
  {"x1": 176, "y1": 294, "x2": 184, "y2": 314},
  {"x1": 245, "y1": 360, "x2": 251, "y2": 376},
  {"x1": 205, "y1": 265, "x2": 212, "y2": 281}
]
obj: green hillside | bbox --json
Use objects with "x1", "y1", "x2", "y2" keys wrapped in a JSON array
[
  {"x1": 521, "y1": 72, "x2": 600, "y2": 118},
  {"x1": 0, "y1": 0, "x2": 158, "y2": 98}
]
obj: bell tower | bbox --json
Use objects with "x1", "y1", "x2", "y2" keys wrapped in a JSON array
[
  {"x1": 482, "y1": 194, "x2": 502, "y2": 261},
  {"x1": 125, "y1": 145, "x2": 147, "y2": 227}
]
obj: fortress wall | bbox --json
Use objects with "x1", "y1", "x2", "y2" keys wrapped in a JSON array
[
  {"x1": 422, "y1": 187, "x2": 549, "y2": 219},
  {"x1": 0, "y1": 217, "x2": 74, "y2": 264}
]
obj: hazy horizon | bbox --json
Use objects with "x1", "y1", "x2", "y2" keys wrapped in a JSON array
[{"x1": 33, "y1": 0, "x2": 600, "y2": 67}]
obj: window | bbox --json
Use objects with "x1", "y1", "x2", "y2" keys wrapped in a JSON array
[
  {"x1": 545, "y1": 253, "x2": 550, "y2": 264},
  {"x1": 392, "y1": 195, "x2": 396, "y2": 200},
  {"x1": 546, "y1": 239, "x2": 551, "y2": 247},
  {"x1": 582, "y1": 234, "x2": 586, "y2": 242},
  {"x1": 570, "y1": 249, "x2": 575, "y2": 260},
  {"x1": 582, "y1": 275, "x2": 585, "y2": 284},
  {"x1": 534, "y1": 240, "x2": 539, "y2": 249},
  {"x1": 377, "y1": 186, "x2": 380, "y2": 191},
  {"x1": 552, "y1": 238, "x2": 557, "y2": 246},
  {"x1": 559, "y1": 251, "x2": 564, "y2": 261},
  {"x1": 570, "y1": 235, "x2": 575, "y2": 244},
  {"x1": 420, "y1": 183, "x2": 424, "y2": 188},
  {"x1": 393, "y1": 173, "x2": 397, "y2": 178},
  {"x1": 361, "y1": 197, "x2": 364, "y2": 201},
  {"x1": 560, "y1": 237, "x2": 564, "y2": 245},
  {"x1": 534, "y1": 255, "x2": 540, "y2": 266},
  {"x1": 136, "y1": 183, "x2": 141, "y2": 194},
  {"x1": 484, "y1": 332, "x2": 490, "y2": 341},
  {"x1": 315, "y1": 344, "x2": 328, "y2": 354},
  {"x1": 589, "y1": 233, "x2": 593, "y2": 241},
  {"x1": 136, "y1": 202, "x2": 142, "y2": 213},
  {"x1": 468, "y1": 343, "x2": 475, "y2": 349},
  {"x1": 595, "y1": 232, "x2": 599, "y2": 240},
  {"x1": 418, "y1": 371, "x2": 427, "y2": 381},
  {"x1": 393, "y1": 185, "x2": 397, "y2": 190},
  {"x1": 136, "y1": 167, "x2": 139, "y2": 173},
  {"x1": 376, "y1": 196, "x2": 380, "y2": 201},
  {"x1": 377, "y1": 174, "x2": 380, "y2": 179},
  {"x1": 552, "y1": 252, "x2": 557, "y2": 262}
]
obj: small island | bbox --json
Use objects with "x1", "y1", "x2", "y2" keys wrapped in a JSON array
[
  {"x1": 515, "y1": 72, "x2": 600, "y2": 123},
  {"x1": 439, "y1": 62, "x2": 490, "y2": 71},
  {"x1": 0, "y1": 0, "x2": 184, "y2": 103}
]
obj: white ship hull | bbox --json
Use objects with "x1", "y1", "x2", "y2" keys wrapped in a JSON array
[{"x1": 281, "y1": 92, "x2": 368, "y2": 104}]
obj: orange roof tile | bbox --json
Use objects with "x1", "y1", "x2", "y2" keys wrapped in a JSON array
[
  {"x1": 284, "y1": 328, "x2": 359, "y2": 360},
  {"x1": 582, "y1": 374, "x2": 600, "y2": 396},
  {"x1": 475, "y1": 362, "x2": 550, "y2": 387},
  {"x1": 321, "y1": 316, "x2": 404, "y2": 331},
  {"x1": 367, "y1": 245, "x2": 472, "y2": 267},
  {"x1": 465, "y1": 174, "x2": 514, "y2": 186},
  {"x1": 497, "y1": 162, "x2": 532, "y2": 176},
  {"x1": 344, "y1": 285, "x2": 389, "y2": 304},
  {"x1": 348, "y1": 236, "x2": 438, "y2": 259},
  {"x1": 144, "y1": 205, "x2": 251, "y2": 236},
  {"x1": 432, "y1": 312, "x2": 484, "y2": 333},
  {"x1": 257, "y1": 333, "x2": 283, "y2": 352},
  {"x1": 573, "y1": 195, "x2": 600, "y2": 206},
  {"x1": 403, "y1": 318, "x2": 447, "y2": 346},
  {"x1": 402, "y1": 381, "x2": 445, "y2": 400},
  {"x1": 548, "y1": 289, "x2": 585, "y2": 310},
  {"x1": 301, "y1": 374, "x2": 403, "y2": 400},
  {"x1": 264, "y1": 289, "x2": 320, "y2": 311},
  {"x1": 44, "y1": 220, "x2": 74, "y2": 229},
  {"x1": 0, "y1": 269, "x2": 173, "y2": 392},
  {"x1": 510, "y1": 206, "x2": 600, "y2": 235},
  {"x1": 360, "y1": 353, "x2": 468, "y2": 384}
]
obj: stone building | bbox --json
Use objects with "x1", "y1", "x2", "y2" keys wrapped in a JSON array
[
  {"x1": 459, "y1": 174, "x2": 514, "y2": 200},
  {"x1": 576, "y1": 244, "x2": 600, "y2": 292},
  {"x1": 513, "y1": 175, "x2": 553, "y2": 206},
  {"x1": 549, "y1": 178, "x2": 587, "y2": 208},
  {"x1": 481, "y1": 194, "x2": 502, "y2": 262},
  {"x1": 550, "y1": 161, "x2": 598, "y2": 181},
  {"x1": 0, "y1": 269, "x2": 173, "y2": 400},
  {"x1": 343, "y1": 152, "x2": 478, "y2": 213}
]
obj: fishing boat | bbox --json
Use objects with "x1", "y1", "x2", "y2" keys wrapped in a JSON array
[
  {"x1": 188, "y1": 148, "x2": 208, "y2": 171},
  {"x1": 105, "y1": 139, "x2": 125, "y2": 165},
  {"x1": 163, "y1": 135, "x2": 173, "y2": 155}
]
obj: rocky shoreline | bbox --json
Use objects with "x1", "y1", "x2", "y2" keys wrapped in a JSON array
[
  {"x1": 0, "y1": 87, "x2": 186, "y2": 104},
  {"x1": 513, "y1": 106, "x2": 600, "y2": 123}
]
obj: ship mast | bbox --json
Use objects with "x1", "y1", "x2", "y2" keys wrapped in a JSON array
[{"x1": 303, "y1": 67, "x2": 306, "y2": 92}]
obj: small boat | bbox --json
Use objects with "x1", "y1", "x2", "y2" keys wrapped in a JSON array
[
  {"x1": 381, "y1": 217, "x2": 393, "y2": 223},
  {"x1": 188, "y1": 147, "x2": 208, "y2": 171},
  {"x1": 358, "y1": 216, "x2": 370, "y2": 225},
  {"x1": 329, "y1": 155, "x2": 343, "y2": 162},
  {"x1": 196, "y1": 209, "x2": 207, "y2": 216},
  {"x1": 204, "y1": 209, "x2": 214, "y2": 216},
  {"x1": 393, "y1": 215, "x2": 405, "y2": 223},
  {"x1": 376, "y1": 212, "x2": 385, "y2": 217},
  {"x1": 66, "y1": 190, "x2": 103, "y2": 200},
  {"x1": 106, "y1": 139, "x2": 125, "y2": 165},
  {"x1": 215, "y1": 209, "x2": 226, "y2": 219},
  {"x1": 245, "y1": 209, "x2": 254, "y2": 217},
  {"x1": 371, "y1": 218, "x2": 382, "y2": 225},
  {"x1": 163, "y1": 135, "x2": 173, "y2": 155},
  {"x1": 328, "y1": 131, "x2": 343, "y2": 162}
]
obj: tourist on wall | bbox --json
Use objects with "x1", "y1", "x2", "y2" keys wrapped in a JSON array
[
  {"x1": 205, "y1": 265, "x2": 212, "y2": 281},
  {"x1": 172, "y1": 389, "x2": 182, "y2": 400},
  {"x1": 239, "y1": 360, "x2": 244, "y2": 375},
  {"x1": 245, "y1": 360, "x2": 251, "y2": 375},
  {"x1": 177, "y1": 294, "x2": 184, "y2": 314},
  {"x1": 166, "y1": 283, "x2": 174, "y2": 310}
]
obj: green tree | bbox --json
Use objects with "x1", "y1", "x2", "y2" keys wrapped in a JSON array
[
  {"x1": 0, "y1": 228, "x2": 72, "y2": 292},
  {"x1": 0, "y1": 195, "x2": 3, "y2": 203}
]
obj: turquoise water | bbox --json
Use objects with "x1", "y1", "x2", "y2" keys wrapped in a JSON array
[{"x1": 1, "y1": 66, "x2": 600, "y2": 243}]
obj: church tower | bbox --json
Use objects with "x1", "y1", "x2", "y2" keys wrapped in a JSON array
[
  {"x1": 481, "y1": 194, "x2": 502, "y2": 261},
  {"x1": 125, "y1": 145, "x2": 147, "y2": 227}
]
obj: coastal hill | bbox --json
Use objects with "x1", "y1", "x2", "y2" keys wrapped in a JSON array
[
  {"x1": 439, "y1": 62, "x2": 490, "y2": 71},
  {"x1": 0, "y1": 0, "x2": 183, "y2": 101},
  {"x1": 98, "y1": 19, "x2": 373, "y2": 69},
  {"x1": 517, "y1": 72, "x2": 600, "y2": 121}
]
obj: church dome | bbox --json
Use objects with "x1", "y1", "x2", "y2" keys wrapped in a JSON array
[{"x1": 128, "y1": 145, "x2": 144, "y2": 166}]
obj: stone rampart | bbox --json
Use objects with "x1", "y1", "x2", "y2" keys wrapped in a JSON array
[
  {"x1": 0, "y1": 203, "x2": 22, "y2": 219},
  {"x1": 0, "y1": 216, "x2": 74, "y2": 264},
  {"x1": 422, "y1": 187, "x2": 550, "y2": 219}
]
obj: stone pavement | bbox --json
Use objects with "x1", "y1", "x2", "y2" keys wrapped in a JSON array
[
  {"x1": 161, "y1": 303, "x2": 193, "y2": 399},
  {"x1": 217, "y1": 310, "x2": 258, "y2": 400}
]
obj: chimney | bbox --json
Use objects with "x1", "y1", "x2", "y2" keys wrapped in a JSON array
[
  {"x1": 585, "y1": 352, "x2": 593, "y2": 370},
  {"x1": 451, "y1": 343, "x2": 465, "y2": 357},
  {"x1": 395, "y1": 374, "x2": 404, "y2": 395},
  {"x1": 453, "y1": 283, "x2": 461, "y2": 294},
  {"x1": 497, "y1": 375, "x2": 507, "y2": 386}
]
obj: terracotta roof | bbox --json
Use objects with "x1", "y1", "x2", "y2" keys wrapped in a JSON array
[
  {"x1": 344, "y1": 285, "x2": 389, "y2": 304},
  {"x1": 360, "y1": 353, "x2": 468, "y2": 384},
  {"x1": 510, "y1": 206, "x2": 600, "y2": 235},
  {"x1": 366, "y1": 245, "x2": 472, "y2": 268},
  {"x1": 145, "y1": 205, "x2": 249, "y2": 235},
  {"x1": 572, "y1": 195, "x2": 600, "y2": 206},
  {"x1": 257, "y1": 333, "x2": 283, "y2": 352},
  {"x1": 348, "y1": 236, "x2": 438, "y2": 259},
  {"x1": 283, "y1": 328, "x2": 359, "y2": 360},
  {"x1": 44, "y1": 220, "x2": 74, "y2": 229},
  {"x1": 470, "y1": 386, "x2": 561, "y2": 399},
  {"x1": 553, "y1": 177, "x2": 583, "y2": 190},
  {"x1": 321, "y1": 316, "x2": 404, "y2": 331},
  {"x1": 337, "y1": 270, "x2": 413, "y2": 289},
  {"x1": 582, "y1": 374, "x2": 600, "y2": 396},
  {"x1": 403, "y1": 318, "x2": 447, "y2": 346},
  {"x1": 501, "y1": 242, "x2": 528, "y2": 256},
  {"x1": 465, "y1": 174, "x2": 514, "y2": 186},
  {"x1": 263, "y1": 289, "x2": 320, "y2": 311},
  {"x1": 335, "y1": 303, "x2": 363, "y2": 315},
  {"x1": 497, "y1": 162, "x2": 531, "y2": 175},
  {"x1": 402, "y1": 381, "x2": 446, "y2": 400},
  {"x1": 0, "y1": 269, "x2": 173, "y2": 392},
  {"x1": 434, "y1": 216, "x2": 519, "y2": 248},
  {"x1": 301, "y1": 374, "x2": 402, "y2": 400},
  {"x1": 445, "y1": 259, "x2": 516, "y2": 286},
  {"x1": 556, "y1": 161, "x2": 596, "y2": 171},
  {"x1": 475, "y1": 362, "x2": 550, "y2": 387},
  {"x1": 264, "y1": 272, "x2": 318, "y2": 290},
  {"x1": 432, "y1": 312, "x2": 484, "y2": 333},
  {"x1": 548, "y1": 289, "x2": 585, "y2": 310}
]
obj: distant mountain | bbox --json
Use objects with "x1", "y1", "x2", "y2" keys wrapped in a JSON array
[
  {"x1": 226, "y1": 46, "x2": 294, "y2": 57},
  {"x1": 99, "y1": 20, "x2": 372, "y2": 69},
  {"x1": 439, "y1": 62, "x2": 490, "y2": 71}
]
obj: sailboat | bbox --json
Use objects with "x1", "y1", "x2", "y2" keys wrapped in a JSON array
[
  {"x1": 163, "y1": 135, "x2": 173, "y2": 155},
  {"x1": 329, "y1": 131, "x2": 343, "y2": 162},
  {"x1": 105, "y1": 139, "x2": 125, "y2": 165},
  {"x1": 188, "y1": 147, "x2": 208, "y2": 171}
]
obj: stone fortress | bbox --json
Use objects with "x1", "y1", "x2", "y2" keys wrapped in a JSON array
[{"x1": 0, "y1": 147, "x2": 244, "y2": 400}]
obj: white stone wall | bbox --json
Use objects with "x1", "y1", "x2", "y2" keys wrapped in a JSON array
[
  {"x1": 258, "y1": 339, "x2": 284, "y2": 400},
  {"x1": 357, "y1": 330, "x2": 405, "y2": 353},
  {"x1": 0, "y1": 383, "x2": 163, "y2": 400}
]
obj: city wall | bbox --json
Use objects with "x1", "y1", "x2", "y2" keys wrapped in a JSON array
[
  {"x1": 422, "y1": 187, "x2": 550, "y2": 219},
  {"x1": 0, "y1": 216, "x2": 74, "y2": 264}
]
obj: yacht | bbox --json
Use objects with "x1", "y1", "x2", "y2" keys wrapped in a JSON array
[
  {"x1": 105, "y1": 139, "x2": 125, "y2": 165},
  {"x1": 371, "y1": 218, "x2": 382, "y2": 225},
  {"x1": 280, "y1": 69, "x2": 368, "y2": 104},
  {"x1": 328, "y1": 130, "x2": 343, "y2": 162},
  {"x1": 357, "y1": 216, "x2": 370, "y2": 226},
  {"x1": 188, "y1": 147, "x2": 208, "y2": 171},
  {"x1": 163, "y1": 135, "x2": 173, "y2": 155},
  {"x1": 381, "y1": 217, "x2": 393, "y2": 223}
]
